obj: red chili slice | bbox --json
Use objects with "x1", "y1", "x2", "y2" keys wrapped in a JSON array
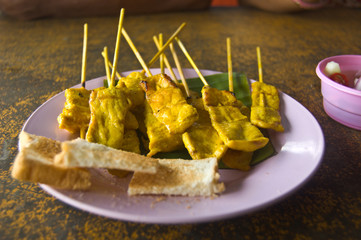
[{"x1": 329, "y1": 73, "x2": 349, "y2": 86}]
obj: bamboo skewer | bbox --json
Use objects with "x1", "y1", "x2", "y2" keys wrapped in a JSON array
[
  {"x1": 159, "y1": 33, "x2": 164, "y2": 74},
  {"x1": 175, "y1": 37, "x2": 208, "y2": 86},
  {"x1": 141, "y1": 22, "x2": 187, "y2": 74},
  {"x1": 227, "y1": 38, "x2": 233, "y2": 92},
  {"x1": 110, "y1": 8, "x2": 125, "y2": 88},
  {"x1": 103, "y1": 47, "x2": 111, "y2": 86},
  {"x1": 121, "y1": 28, "x2": 152, "y2": 76},
  {"x1": 169, "y1": 43, "x2": 186, "y2": 82},
  {"x1": 79, "y1": 23, "x2": 89, "y2": 139},
  {"x1": 101, "y1": 51, "x2": 122, "y2": 80},
  {"x1": 256, "y1": 46, "x2": 265, "y2": 107},
  {"x1": 256, "y1": 46, "x2": 263, "y2": 83},
  {"x1": 81, "y1": 23, "x2": 88, "y2": 88},
  {"x1": 169, "y1": 42, "x2": 190, "y2": 97},
  {"x1": 153, "y1": 35, "x2": 178, "y2": 83}
]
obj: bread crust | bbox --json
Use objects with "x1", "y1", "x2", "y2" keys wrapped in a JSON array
[
  {"x1": 54, "y1": 138, "x2": 159, "y2": 173},
  {"x1": 12, "y1": 132, "x2": 225, "y2": 196},
  {"x1": 128, "y1": 158, "x2": 225, "y2": 197},
  {"x1": 11, "y1": 132, "x2": 91, "y2": 190}
]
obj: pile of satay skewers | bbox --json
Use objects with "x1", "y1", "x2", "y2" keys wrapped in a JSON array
[{"x1": 57, "y1": 8, "x2": 284, "y2": 174}]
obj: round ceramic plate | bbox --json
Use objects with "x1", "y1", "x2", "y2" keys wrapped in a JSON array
[{"x1": 22, "y1": 69, "x2": 325, "y2": 224}]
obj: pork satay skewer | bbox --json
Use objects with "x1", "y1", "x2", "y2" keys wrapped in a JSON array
[
  {"x1": 175, "y1": 37, "x2": 209, "y2": 86},
  {"x1": 221, "y1": 39, "x2": 253, "y2": 170},
  {"x1": 57, "y1": 23, "x2": 91, "y2": 138},
  {"x1": 121, "y1": 28, "x2": 152, "y2": 76},
  {"x1": 110, "y1": 8, "x2": 125, "y2": 88},
  {"x1": 102, "y1": 43, "x2": 142, "y2": 178},
  {"x1": 227, "y1": 37, "x2": 234, "y2": 92},
  {"x1": 79, "y1": 22, "x2": 89, "y2": 137},
  {"x1": 182, "y1": 38, "x2": 230, "y2": 160},
  {"x1": 79, "y1": 23, "x2": 89, "y2": 138},
  {"x1": 102, "y1": 46, "x2": 141, "y2": 178},
  {"x1": 250, "y1": 47, "x2": 284, "y2": 132},
  {"x1": 153, "y1": 35, "x2": 178, "y2": 83},
  {"x1": 200, "y1": 42, "x2": 268, "y2": 152},
  {"x1": 102, "y1": 45, "x2": 143, "y2": 131},
  {"x1": 141, "y1": 22, "x2": 187, "y2": 75},
  {"x1": 86, "y1": 9, "x2": 131, "y2": 148}
]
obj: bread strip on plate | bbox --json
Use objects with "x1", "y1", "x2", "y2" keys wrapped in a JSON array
[
  {"x1": 55, "y1": 138, "x2": 159, "y2": 173},
  {"x1": 11, "y1": 131, "x2": 91, "y2": 190},
  {"x1": 128, "y1": 157, "x2": 225, "y2": 197}
]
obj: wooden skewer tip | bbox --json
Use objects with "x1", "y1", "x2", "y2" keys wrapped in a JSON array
[
  {"x1": 81, "y1": 23, "x2": 88, "y2": 87},
  {"x1": 227, "y1": 37, "x2": 233, "y2": 92},
  {"x1": 145, "y1": 22, "x2": 187, "y2": 69},
  {"x1": 110, "y1": 8, "x2": 125, "y2": 86},
  {"x1": 175, "y1": 37, "x2": 208, "y2": 86}
]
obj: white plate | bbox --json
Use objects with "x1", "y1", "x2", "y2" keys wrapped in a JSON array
[{"x1": 22, "y1": 69, "x2": 324, "y2": 224}]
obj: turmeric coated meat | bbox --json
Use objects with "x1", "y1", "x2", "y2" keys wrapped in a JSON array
[
  {"x1": 222, "y1": 149, "x2": 252, "y2": 171},
  {"x1": 144, "y1": 102, "x2": 183, "y2": 157},
  {"x1": 182, "y1": 97, "x2": 227, "y2": 160},
  {"x1": 140, "y1": 74, "x2": 198, "y2": 134},
  {"x1": 57, "y1": 87, "x2": 91, "y2": 137},
  {"x1": 116, "y1": 71, "x2": 146, "y2": 109},
  {"x1": 202, "y1": 85, "x2": 269, "y2": 152},
  {"x1": 85, "y1": 87, "x2": 130, "y2": 149},
  {"x1": 250, "y1": 81, "x2": 284, "y2": 132}
]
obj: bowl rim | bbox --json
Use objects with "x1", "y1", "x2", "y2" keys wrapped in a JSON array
[{"x1": 316, "y1": 54, "x2": 361, "y2": 97}]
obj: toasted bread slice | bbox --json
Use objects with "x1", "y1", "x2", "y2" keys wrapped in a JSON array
[
  {"x1": 128, "y1": 157, "x2": 225, "y2": 197},
  {"x1": 55, "y1": 138, "x2": 159, "y2": 173},
  {"x1": 12, "y1": 132, "x2": 91, "y2": 190}
]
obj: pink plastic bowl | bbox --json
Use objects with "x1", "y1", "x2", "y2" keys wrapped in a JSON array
[{"x1": 316, "y1": 55, "x2": 361, "y2": 130}]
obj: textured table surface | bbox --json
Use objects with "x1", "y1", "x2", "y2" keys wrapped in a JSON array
[{"x1": 1, "y1": 6, "x2": 361, "y2": 240}]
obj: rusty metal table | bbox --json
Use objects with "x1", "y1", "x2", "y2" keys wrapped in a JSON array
[{"x1": 1, "y1": 6, "x2": 360, "y2": 239}]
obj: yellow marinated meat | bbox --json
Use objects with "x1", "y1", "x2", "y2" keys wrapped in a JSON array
[
  {"x1": 182, "y1": 97, "x2": 227, "y2": 160},
  {"x1": 119, "y1": 129, "x2": 141, "y2": 154},
  {"x1": 124, "y1": 111, "x2": 139, "y2": 130},
  {"x1": 107, "y1": 129, "x2": 141, "y2": 178},
  {"x1": 202, "y1": 85, "x2": 269, "y2": 152},
  {"x1": 140, "y1": 74, "x2": 198, "y2": 134},
  {"x1": 250, "y1": 81, "x2": 284, "y2": 132},
  {"x1": 115, "y1": 72, "x2": 144, "y2": 130},
  {"x1": 144, "y1": 102, "x2": 183, "y2": 157},
  {"x1": 57, "y1": 87, "x2": 91, "y2": 136},
  {"x1": 116, "y1": 72, "x2": 146, "y2": 109},
  {"x1": 222, "y1": 149, "x2": 252, "y2": 171},
  {"x1": 85, "y1": 87, "x2": 130, "y2": 149},
  {"x1": 202, "y1": 86, "x2": 243, "y2": 107}
]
